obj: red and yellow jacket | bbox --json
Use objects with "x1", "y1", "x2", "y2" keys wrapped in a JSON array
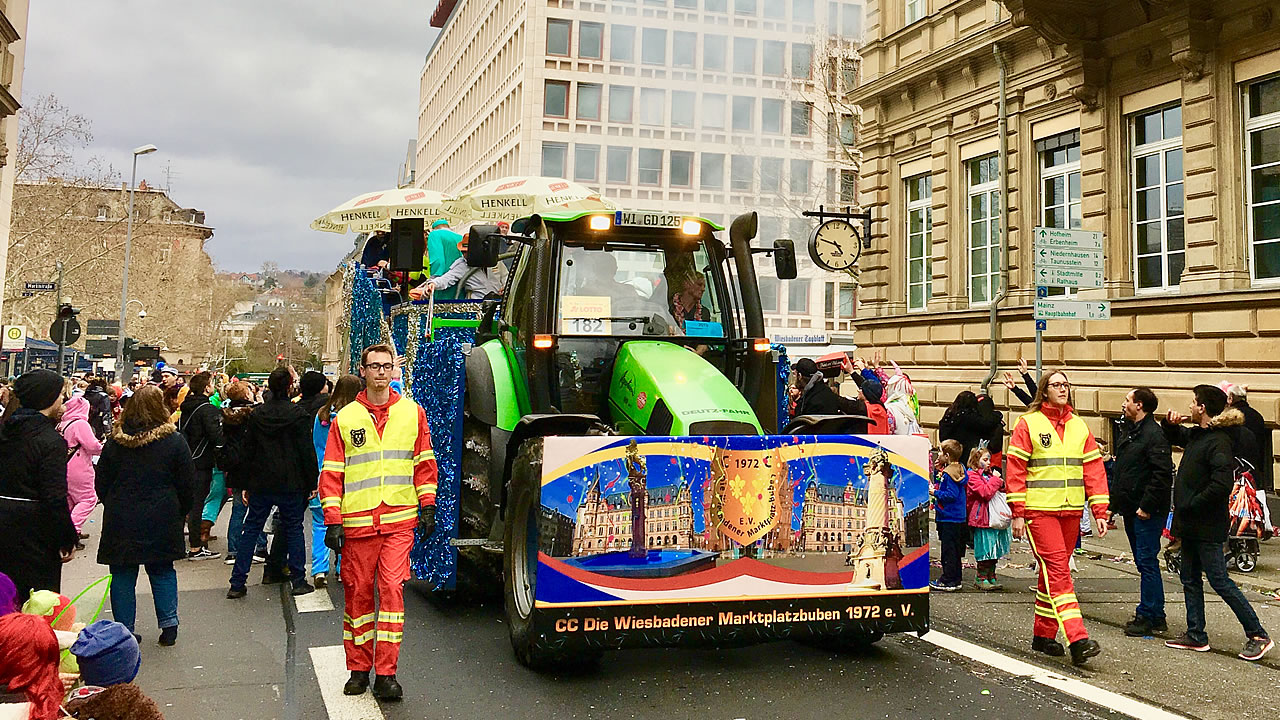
[
  {"x1": 318, "y1": 390, "x2": 437, "y2": 536},
  {"x1": 1006, "y1": 403, "x2": 1109, "y2": 519}
]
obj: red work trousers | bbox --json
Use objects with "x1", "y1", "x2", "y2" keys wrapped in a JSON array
[
  {"x1": 340, "y1": 527, "x2": 415, "y2": 675},
  {"x1": 1026, "y1": 511, "x2": 1089, "y2": 644}
]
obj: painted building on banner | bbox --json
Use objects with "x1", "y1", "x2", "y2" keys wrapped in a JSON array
[
  {"x1": 418, "y1": 0, "x2": 867, "y2": 343},
  {"x1": 571, "y1": 480, "x2": 695, "y2": 554},
  {"x1": 849, "y1": 0, "x2": 1280, "y2": 489}
]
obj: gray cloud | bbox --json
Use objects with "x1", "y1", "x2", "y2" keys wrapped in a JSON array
[{"x1": 23, "y1": 1, "x2": 435, "y2": 271}]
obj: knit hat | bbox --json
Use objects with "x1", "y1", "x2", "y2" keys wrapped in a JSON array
[
  {"x1": 13, "y1": 370, "x2": 63, "y2": 411},
  {"x1": 299, "y1": 370, "x2": 327, "y2": 399},
  {"x1": 72, "y1": 620, "x2": 141, "y2": 687},
  {"x1": 860, "y1": 377, "x2": 884, "y2": 405},
  {"x1": 0, "y1": 572, "x2": 16, "y2": 616}
]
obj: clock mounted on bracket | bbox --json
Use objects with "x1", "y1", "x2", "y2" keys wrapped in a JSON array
[{"x1": 808, "y1": 218, "x2": 862, "y2": 272}]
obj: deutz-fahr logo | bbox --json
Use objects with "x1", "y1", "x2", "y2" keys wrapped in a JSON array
[{"x1": 350, "y1": 428, "x2": 366, "y2": 448}]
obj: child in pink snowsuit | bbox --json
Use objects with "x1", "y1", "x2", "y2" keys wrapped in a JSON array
[{"x1": 58, "y1": 396, "x2": 102, "y2": 534}]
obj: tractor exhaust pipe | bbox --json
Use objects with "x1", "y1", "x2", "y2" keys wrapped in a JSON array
[{"x1": 729, "y1": 211, "x2": 767, "y2": 418}]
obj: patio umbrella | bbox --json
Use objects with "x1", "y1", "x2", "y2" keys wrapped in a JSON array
[
  {"x1": 446, "y1": 176, "x2": 617, "y2": 223},
  {"x1": 311, "y1": 187, "x2": 455, "y2": 234}
]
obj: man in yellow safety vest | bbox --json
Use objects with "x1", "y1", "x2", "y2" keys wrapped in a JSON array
[{"x1": 319, "y1": 343, "x2": 437, "y2": 702}]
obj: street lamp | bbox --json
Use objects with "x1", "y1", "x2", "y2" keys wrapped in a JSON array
[
  {"x1": 125, "y1": 299, "x2": 147, "y2": 319},
  {"x1": 116, "y1": 144, "x2": 158, "y2": 382}
]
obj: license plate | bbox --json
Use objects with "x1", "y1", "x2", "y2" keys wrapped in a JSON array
[{"x1": 615, "y1": 211, "x2": 682, "y2": 228}]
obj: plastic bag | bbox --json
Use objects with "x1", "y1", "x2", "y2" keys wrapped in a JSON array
[{"x1": 987, "y1": 491, "x2": 1012, "y2": 530}]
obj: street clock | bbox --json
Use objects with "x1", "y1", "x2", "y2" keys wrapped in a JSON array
[{"x1": 808, "y1": 218, "x2": 861, "y2": 272}]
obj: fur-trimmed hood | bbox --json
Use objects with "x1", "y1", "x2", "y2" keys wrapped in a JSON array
[
  {"x1": 1209, "y1": 408, "x2": 1245, "y2": 429},
  {"x1": 222, "y1": 405, "x2": 255, "y2": 426},
  {"x1": 109, "y1": 421, "x2": 176, "y2": 448}
]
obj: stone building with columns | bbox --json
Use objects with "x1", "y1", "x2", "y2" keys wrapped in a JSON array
[{"x1": 848, "y1": 0, "x2": 1280, "y2": 489}]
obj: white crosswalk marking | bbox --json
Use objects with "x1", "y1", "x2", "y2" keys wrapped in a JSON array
[
  {"x1": 922, "y1": 630, "x2": 1189, "y2": 720},
  {"x1": 296, "y1": 589, "x2": 336, "y2": 613},
  {"x1": 309, "y1": 645, "x2": 384, "y2": 720}
]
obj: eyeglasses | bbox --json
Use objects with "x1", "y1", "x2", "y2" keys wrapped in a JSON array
[
  {"x1": 363, "y1": 362, "x2": 394, "y2": 372},
  {"x1": 1047, "y1": 382, "x2": 1071, "y2": 390}
]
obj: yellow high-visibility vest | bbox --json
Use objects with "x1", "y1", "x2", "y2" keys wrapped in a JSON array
[
  {"x1": 1017, "y1": 410, "x2": 1097, "y2": 512},
  {"x1": 334, "y1": 397, "x2": 421, "y2": 518}
]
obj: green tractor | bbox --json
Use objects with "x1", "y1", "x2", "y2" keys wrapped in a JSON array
[{"x1": 443, "y1": 210, "x2": 931, "y2": 669}]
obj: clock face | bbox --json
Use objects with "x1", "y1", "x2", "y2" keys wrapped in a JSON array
[{"x1": 809, "y1": 219, "x2": 860, "y2": 271}]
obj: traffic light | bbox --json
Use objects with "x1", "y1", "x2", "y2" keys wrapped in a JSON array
[
  {"x1": 56, "y1": 303, "x2": 80, "y2": 320},
  {"x1": 123, "y1": 337, "x2": 139, "y2": 359}
]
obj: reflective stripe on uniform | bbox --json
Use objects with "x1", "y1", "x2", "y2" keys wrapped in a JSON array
[
  {"x1": 322, "y1": 460, "x2": 345, "y2": 472},
  {"x1": 346, "y1": 451, "x2": 384, "y2": 466},
  {"x1": 376, "y1": 630, "x2": 403, "y2": 643},
  {"x1": 342, "y1": 515, "x2": 375, "y2": 528},
  {"x1": 378, "y1": 611, "x2": 405, "y2": 623},
  {"x1": 1026, "y1": 457, "x2": 1084, "y2": 468},
  {"x1": 344, "y1": 474, "x2": 415, "y2": 493},
  {"x1": 414, "y1": 450, "x2": 435, "y2": 463},
  {"x1": 345, "y1": 612, "x2": 376, "y2": 628},
  {"x1": 345, "y1": 629, "x2": 375, "y2": 644},
  {"x1": 381, "y1": 507, "x2": 418, "y2": 525},
  {"x1": 321, "y1": 497, "x2": 342, "y2": 509},
  {"x1": 1026, "y1": 478, "x2": 1085, "y2": 488},
  {"x1": 1007, "y1": 445, "x2": 1032, "y2": 461}
]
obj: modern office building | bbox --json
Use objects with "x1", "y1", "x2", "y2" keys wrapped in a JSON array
[{"x1": 417, "y1": 0, "x2": 867, "y2": 346}]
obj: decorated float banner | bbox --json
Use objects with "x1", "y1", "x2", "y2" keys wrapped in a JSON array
[{"x1": 533, "y1": 434, "x2": 931, "y2": 648}]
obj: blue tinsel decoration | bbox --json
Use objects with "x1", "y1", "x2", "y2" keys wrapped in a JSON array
[
  {"x1": 773, "y1": 343, "x2": 792, "y2": 433},
  {"x1": 348, "y1": 266, "x2": 387, "y2": 371}
]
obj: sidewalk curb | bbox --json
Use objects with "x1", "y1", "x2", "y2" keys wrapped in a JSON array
[{"x1": 1078, "y1": 539, "x2": 1280, "y2": 599}]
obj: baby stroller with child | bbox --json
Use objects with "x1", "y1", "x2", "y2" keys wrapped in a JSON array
[{"x1": 1164, "y1": 459, "x2": 1272, "y2": 574}]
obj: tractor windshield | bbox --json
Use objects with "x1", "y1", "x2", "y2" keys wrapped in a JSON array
[{"x1": 556, "y1": 244, "x2": 726, "y2": 339}]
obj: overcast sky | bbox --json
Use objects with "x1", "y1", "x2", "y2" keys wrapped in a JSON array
[{"x1": 24, "y1": 1, "x2": 437, "y2": 272}]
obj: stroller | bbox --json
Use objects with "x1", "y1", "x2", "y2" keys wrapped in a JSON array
[{"x1": 1164, "y1": 460, "x2": 1273, "y2": 573}]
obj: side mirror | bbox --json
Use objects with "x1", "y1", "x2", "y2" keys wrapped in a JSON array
[
  {"x1": 467, "y1": 225, "x2": 502, "y2": 268},
  {"x1": 772, "y1": 239, "x2": 798, "y2": 280}
]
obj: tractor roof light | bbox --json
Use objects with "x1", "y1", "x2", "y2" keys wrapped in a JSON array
[
  {"x1": 589, "y1": 215, "x2": 612, "y2": 231},
  {"x1": 752, "y1": 338, "x2": 771, "y2": 352},
  {"x1": 532, "y1": 334, "x2": 556, "y2": 350},
  {"x1": 681, "y1": 219, "x2": 701, "y2": 235}
]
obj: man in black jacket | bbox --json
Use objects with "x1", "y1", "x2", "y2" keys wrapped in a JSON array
[
  {"x1": 1162, "y1": 385, "x2": 1272, "y2": 661},
  {"x1": 226, "y1": 368, "x2": 318, "y2": 599},
  {"x1": 1112, "y1": 387, "x2": 1173, "y2": 637},
  {"x1": 792, "y1": 358, "x2": 841, "y2": 417},
  {"x1": 179, "y1": 372, "x2": 225, "y2": 559},
  {"x1": 1225, "y1": 384, "x2": 1273, "y2": 494}
]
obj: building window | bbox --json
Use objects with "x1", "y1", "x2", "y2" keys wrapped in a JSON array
[
  {"x1": 733, "y1": 37, "x2": 757, "y2": 74},
  {"x1": 1246, "y1": 76, "x2": 1280, "y2": 281},
  {"x1": 842, "y1": 2, "x2": 863, "y2": 37},
  {"x1": 1131, "y1": 104, "x2": 1184, "y2": 291},
  {"x1": 671, "y1": 90, "x2": 695, "y2": 128},
  {"x1": 1039, "y1": 131, "x2": 1081, "y2": 297},
  {"x1": 761, "y1": 157, "x2": 782, "y2": 192},
  {"x1": 790, "y1": 159, "x2": 811, "y2": 194},
  {"x1": 839, "y1": 283, "x2": 855, "y2": 318},
  {"x1": 763, "y1": 0, "x2": 785, "y2": 18},
  {"x1": 794, "y1": 0, "x2": 815, "y2": 22},
  {"x1": 838, "y1": 116, "x2": 856, "y2": 145},
  {"x1": 787, "y1": 278, "x2": 810, "y2": 313},
  {"x1": 700, "y1": 153, "x2": 725, "y2": 189},
  {"x1": 639, "y1": 149, "x2": 663, "y2": 185},
  {"x1": 763, "y1": 41, "x2": 786, "y2": 76},
  {"x1": 759, "y1": 276, "x2": 779, "y2": 312},
  {"x1": 705, "y1": 0, "x2": 727, "y2": 11},
  {"x1": 575, "y1": 144, "x2": 600, "y2": 182},
  {"x1": 732, "y1": 96, "x2": 754, "y2": 132},
  {"x1": 967, "y1": 154, "x2": 1001, "y2": 305},
  {"x1": 579, "y1": 22, "x2": 604, "y2": 59},
  {"x1": 639, "y1": 88, "x2": 665, "y2": 125},
  {"x1": 611, "y1": 25, "x2": 635, "y2": 62},
  {"x1": 607, "y1": 147, "x2": 631, "y2": 184},
  {"x1": 608, "y1": 85, "x2": 633, "y2": 123},
  {"x1": 703, "y1": 34, "x2": 727, "y2": 71},
  {"x1": 670, "y1": 151, "x2": 693, "y2": 187},
  {"x1": 547, "y1": 19, "x2": 571, "y2": 56},
  {"x1": 96, "y1": 205, "x2": 108, "y2": 220},
  {"x1": 673, "y1": 31, "x2": 696, "y2": 68},
  {"x1": 642, "y1": 28, "x2": 667, "y2": 65},
  {"x1": 734, "y1": 0, "x2": 757, "y2": 14},
  {"x1": 825, "y1": 283, "x2": 854, "y2": 318},
  {"x1": 731, "y1": 155, "x2": 754, "y2": 192},
  {"x1": 577, "y1": 83, "x2": 602, "y2": 121},
  {"x1": 790, "y1": 102, "x2": 811, "y2": 136},
  {"x1": 675, "y1": 0, "x2": 697, "y2": 7},
  {"x1": 761, "y1": 98, "x2": 783, "y2": 134},
  {"x1": 544, "y1": 80, "x2": 569, "y2": 118},
  {"x1": 157, "y1": 246, "x2": 171, "y2": 264},
  {"x1": 791, "y1": 43, "x2": 813, "y2": 78},
  {"x1": 905, "y1": 173, "x2": 932, "y2": 312},
  {"x1": 906, "y1": 0, "x2": 925, "y2": 25},
  {"x1": 702, "y1": 93, "x2": 727, "y2": 129},
  {"x1": 542, "y1": 142, "x2": 568, "y2": 177},
  {"x1": 840, "y1": 170, "x2": 857, "y2": 203}
]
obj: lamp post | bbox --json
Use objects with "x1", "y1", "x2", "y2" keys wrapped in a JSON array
[{"x1": 116, "y1": 144, "x2": 158, "y2": 383}]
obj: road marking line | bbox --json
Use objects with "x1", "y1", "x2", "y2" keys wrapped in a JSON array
[
  {"x1": 922, "y1": 630, "x2": 1189, "y2": 720},
  {"x1": 296, "y1": 590, "x2": 335, "y2": 613},
  {"x1": 309, "y1": 645, "x2": 384, "y2": 720}
]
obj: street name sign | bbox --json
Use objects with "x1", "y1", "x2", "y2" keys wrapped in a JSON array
[
  {"x1": 24, "y1": 281, "x2": 56, "y2": 292},
  {"x1": 1035, "y1": 246, "x2": 1104, "y2": 270},
  {"x1": 1034, "y1": 299, "x2": 1112, "y2": 321},
  {"x1": 1032, "y1": 227, "x2": 1103, "y2": 250},
  {"x1": 1035, "y1": 265, "x2": 1104, "y2": 288}
]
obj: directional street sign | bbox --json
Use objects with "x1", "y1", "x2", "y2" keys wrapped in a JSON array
[
  {"x1": 86, "y1": 319, "x2": 120, "y2": 336},
  {"x1": 1032, "y1": 227, "x2": 1103, "y2": 250},
  {"x1": 24, "y1": 281, "x2": 56, "y2": 292},
  {"x1": 1035, "y1": 265, "x2": 1103, "y2": 288},
  {"x1": 1036, "y1": 246, "x2": 1104, "y2": 270},
  {"x1": 1035, "y1": 299, "x2": 1112, "y2": 321},
  {"x1": 84, "y1": 339, "x2": 118, "y2": 357}
]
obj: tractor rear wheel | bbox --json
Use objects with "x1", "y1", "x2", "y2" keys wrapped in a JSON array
[{"x1": 453, "y1": 417, "x2": 502, "y2": 600}]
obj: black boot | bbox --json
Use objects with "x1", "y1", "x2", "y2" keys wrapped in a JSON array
[
  {"x1": 1069, "y1": 638, "x2": 1102, "y2": 665},
  {"x1": 158, "y1": 626, "x2": 178, "y2": 647},
  {"x1": 261, "y1": 566, "x2": 288, "y2": 585},
  {"x1": 372, "y1": 674, "x2": 403, "y2": 701},
  {"x1": 1031, "y1": 636, "x2": 1065, "y2": 656},
  {"x1": 343, "y1": 670, "x2": 370, "y2": 696}
]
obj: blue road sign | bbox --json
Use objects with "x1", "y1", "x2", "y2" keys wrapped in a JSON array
[
  {"x1": 1036, "y1": 286, "x2": 1049, "y2": 298},
  {"x1": 1035, "y1": 319, "x2": 1048, "y2": 331}
]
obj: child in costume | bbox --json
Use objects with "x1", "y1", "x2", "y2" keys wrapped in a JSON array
[
  {"x1": 65, "y1": 620, "x2": 165, "y2": 720},
  {"x1": 966, "y1": 448, "x2": 1011, "y2": 591}
]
